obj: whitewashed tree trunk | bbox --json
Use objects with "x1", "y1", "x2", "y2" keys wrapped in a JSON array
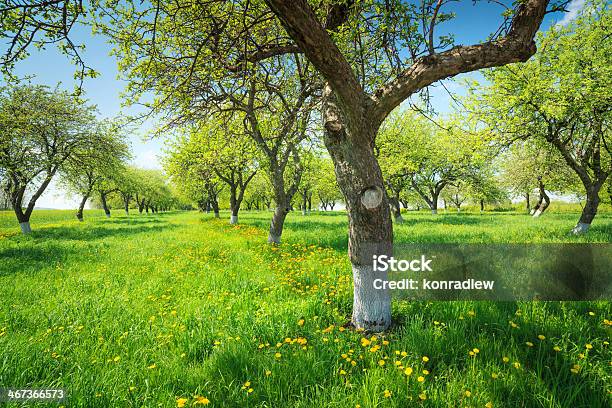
[
  {"x1": 352, "y1": 264, "x2": 391, "y2": 332},
  {"x1": 571, "y1": 222, "x2": 590, "y2": 235},
  {"x1": 431, "y1": 209, "x2": 437, "y2": 215},
  {"x1": 394, "y1": 214, "x2": 404, "y2": 224},
  {"x1": 230, "y1": 215, "x2": 238, "y2": 224},
  {"x1": 532, "y1": 209, "x2": 542, "y2": 217},
  {"x1": 19, "y1": 222, "x2": 31, "y2": 234}
]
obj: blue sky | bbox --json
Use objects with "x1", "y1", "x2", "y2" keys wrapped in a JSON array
[{"x1": 2, "y1": 0, "x2": 581, "y2": 208}]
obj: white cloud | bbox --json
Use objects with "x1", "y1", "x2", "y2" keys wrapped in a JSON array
[{"x1": 556, "y1": 0, "x2": 585, "y2": 26}]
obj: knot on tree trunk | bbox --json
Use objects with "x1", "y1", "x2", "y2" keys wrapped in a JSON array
[{"x1": 361, "y1": 186, "x2": 384, "y2": 209}]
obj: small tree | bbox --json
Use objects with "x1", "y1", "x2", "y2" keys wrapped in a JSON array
[{"x1": 60, "y1": 121, "x2": 130, "y2": 221}]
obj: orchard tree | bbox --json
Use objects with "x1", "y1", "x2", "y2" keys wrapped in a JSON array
[
  {"x1": 165, "y1": 120, "x2": 259, "y2": 224},
  {"x1": 99, "y1": 0, "x2": 554, "y2": 330},
  {"x1": 164, "y1": 140, "x2": 223, "y2": 218},
  {"x1": 464, "y1": 167, "x2": 508, "y2": 213},
  {"x1": 377, "y1": 110, "x2": 433, "y2": 222},
  {"x1": 471, "y1": 1, "x2": 611, "y2": 233},
  {"x1": 244, "y1": 173, "x2": 273, "y2": 211},
  {"x1": 314, "y1": 156, "x2": 342, "y2": 211},
  {"x1": 0, "y1": 84, "x2": 98, "y2": 233},
  {"x1": 60, "y1": 120, "x2": 130, "y2": 221}
]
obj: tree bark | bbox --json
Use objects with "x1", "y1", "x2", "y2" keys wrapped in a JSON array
[
  {"x1": 388, "y1": 191, "x2": 403, "y2": 223},
  {"x1": 572, "y1": 187, "x2": 600, "y2": 235},
  {"x1": 76, "y1": 192, "x2": 89, "y2": 221},
  {"x1": 323, "y1": 103, "x2": 392, "y2": 332},
  {"x1": 100, "y1": 192, "x2": 111, "y2": 218},
  {"x1": 268, "y1": 205, "x2": 290, "y2": 244},
  {"x1": 532, "y1": 177, "x2": 549, "y2": 217},
  {"x1": 525, "y1": 192, "x2": 531, "y2": 212}
]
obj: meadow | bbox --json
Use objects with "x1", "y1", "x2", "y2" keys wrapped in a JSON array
[{"x1": 0, "y1": 209, "x2": 610, "y2": 407}]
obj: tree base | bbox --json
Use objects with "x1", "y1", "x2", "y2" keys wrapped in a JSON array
[
  {"x1": 267, "y1": 233, "x2": 281, "y2": 244},
  {"x1": 105, "y1": 213, "x2": 111, "y2": 218},
  {"x1": 19, "y1": 222, "x2": 31, "y2": 234},
  {"x1": 571, "y1": 222, "x2": 590, "y2": 235},
  {"x1": 230, "y1": 215, "x2": 238, "y2": 224},
  {"x1": 351, "y1": 264, "x2": 391, "y2": 332},
  {"x1": 394, "y1": 215, "x2": 404, "y2": 224},
  {"x1": 431, "y1": 209, "x2": 437, "y2": 215},
  {"x1": 532, "y1": 209, "x2": 542, "y2": 217}
]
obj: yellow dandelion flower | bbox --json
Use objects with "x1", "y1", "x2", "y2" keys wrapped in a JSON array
[
  {"x1": 526, "y1": 342, "x2": 534, "y2": 347},
  {"x1": 586, "y1": 344, "x2": 593, "y2": 350},
  {"x1": 275, "y1": 352, "x2": 282, "y2": 359},
  {"x1": 588, "y1": 311, "x2": 595, "y2": 316},
  {"x1": 422, "y1": 356, "x2": 429, "y2": 362},
  {"x1": 513, "y1": 362, "x2": 521, "y2": 369},
  {"x1": 361, "y1": 338, "x2": 371, "y2": 347},
  {"x1": 465, "y1": 390, "x2": 471, "y2": 397},
  {"x1": 502, "y1": 357, "x2": 509, "y2": 363},
  {"x1": 176, "y1": 398, "x2": 188, "y2": 407},
  {"x1": 553, "y1": 346, "x2": 561, "y2": 352},
  {"x1": 538, "y1": 335, "x2": 546, "y2": 340},
  {"x1": 485, "y1": 403, "x2": 493, "y2": 408},
  {"x1": 194, "y1": 396, "x2": 210, "y2": 405},
  {"x1": 417, "y1": 376, "x2": 425, "y2": 382},
  {"x1": 265, "y1": 370, "x2": 272, "y2": 376},
  {"x1": 419, "y1": 392, "x2": 427, "y2": 400},
  {"x1": 339, "y1": 369, "x2": 347, "y2": 375},
  {"x1": 491, "y1": 372, "x2": 499, "y2": 379},
  {"x1": 422, "y1": 369, "x2": 429, "y2": 375},
  {"x1": 298, "y1": 319, "x2": 305, "y2": 326},
  {"x1": 473, "y1": 348, "x2": 480, "y2": 354},
  {"x1": 383, "y1": 389, "x2": 392, "y2": 398},
  {"x1": 147, "y1": 363, "x2": 157, "y2": 369},
  {"x1": 378, "y1": 360, "x2": 385, "y2": 366},
  {"x1": 382, "y1": 340, "x2": 389, "y2": 345},
  {"x1": 113, "y1": 356, "x2": 120, "y2": 362}
]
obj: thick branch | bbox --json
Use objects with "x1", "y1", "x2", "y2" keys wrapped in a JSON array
[{"x1": 370, "y1": 0, "x2": 549, "y2": 127}]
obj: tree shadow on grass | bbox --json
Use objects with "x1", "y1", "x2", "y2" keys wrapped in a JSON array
[
  {"x1": 0, "y1": 221, "x2": 177, "y2": 276},
  {"x1": 0, "y1": 243, "x2": 78, "y2": 276},
  {"x1": 32, "y1": 223, "x2": 176, "y2": 242}
]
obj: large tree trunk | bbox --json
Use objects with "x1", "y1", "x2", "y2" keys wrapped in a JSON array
[
  {"x1": 532, "y1": 177, "x2": 549, "y2": 217},
  {"x1": 100, "y1": 192, "x2": 111, "y2": 218},
  {"x1": 525, "y1": 191, "x2": 531, "y2": 212},
  {"x1": 480, "y1": 199, "x2": 484, "y2": 213},
  {"x1": 268, "y1": 205, "x2": 290, "y2": 244},
  {"x1": 14, "y1": 204, "x2": 31, "y2": 233},
  {"x1": 324, "y1": 115, "x2": 392, "y2": 332},
  {"x1": 572, "y1": 187, "x2": 601, "y2": 235},
  {"x1": 429, "y1": 197, "x2": 438, "y2": 215},
  {"x1": 389, "y1": 192, "x2": 403, "y2": 223},
  {"x1": 230, "y1": 185, "x2": 239, "y2": 224},
  {"x1": 123, "y1": 195, "x2": 131, "y2": 216},
  {"x1": 77, "y1": 192, "x2": 89, "y2": 221},
  {"x1": 211, "y1": 199, "x2": 220, "y2": 218}
]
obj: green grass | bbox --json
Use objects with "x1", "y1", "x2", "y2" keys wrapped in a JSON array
[{"x1": 0, "y1": 210, "x2": 610, "y2": 407}]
